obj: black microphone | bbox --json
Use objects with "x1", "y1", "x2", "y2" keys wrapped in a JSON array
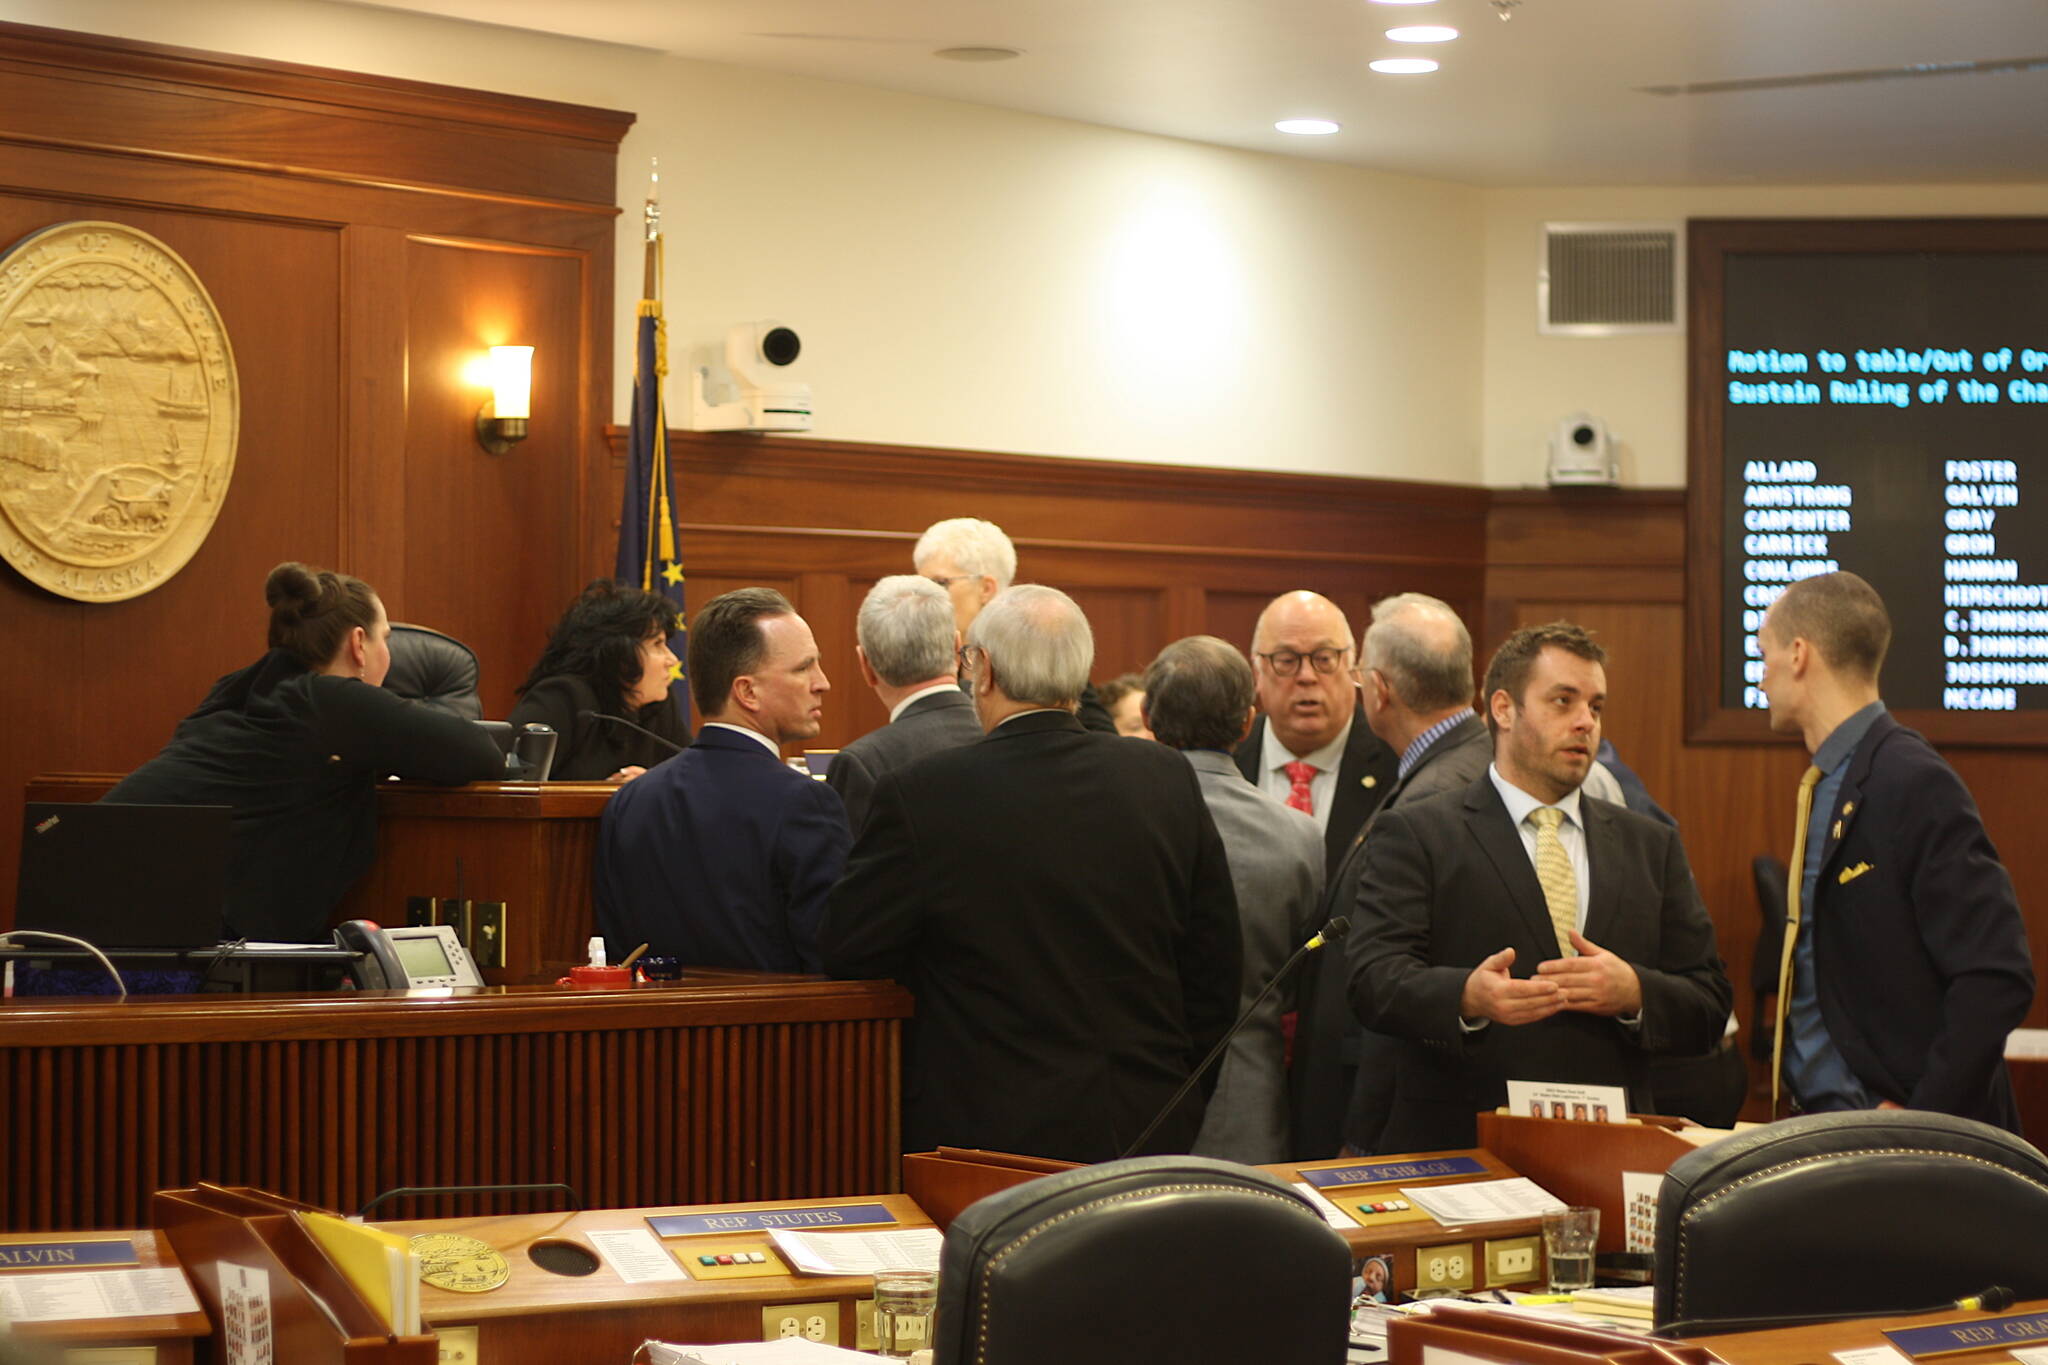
[
  {"x1": 1117, "y1": 917, "x2": 1352, "y2": 1161},
  {"x1": 1659, "y1": 1286, "x2": 2018, "y2": 1339},
  {"x1": 576, "y1": 709, "x2": 685, "y2": 756}
]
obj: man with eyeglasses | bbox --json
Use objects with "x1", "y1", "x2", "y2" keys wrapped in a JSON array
[{"x1": 913, "y1": 515, "x2": 1117, "y2": 733}]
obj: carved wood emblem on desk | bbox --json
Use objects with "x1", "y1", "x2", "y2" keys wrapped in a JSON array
[{"x1": 0, "y1": 220, "x2": 239, "y2": 602}]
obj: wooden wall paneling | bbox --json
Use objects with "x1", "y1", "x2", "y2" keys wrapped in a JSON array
[
  {"x1": 0, "y1": 26, "x2": 629, "y2": 910},
  {"x1": 400, "y1": 236, "x2": 592, "y2": 717}
]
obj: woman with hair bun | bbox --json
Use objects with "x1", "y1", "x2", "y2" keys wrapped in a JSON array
[
  {"x1": 509, "y1": 580, "x2": 687, "y2": 782},
  {"x1": 105, "y1": 562, "x2": 504, "y2": 941}
]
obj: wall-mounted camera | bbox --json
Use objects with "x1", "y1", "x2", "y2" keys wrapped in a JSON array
[
  {"x1": 1546, "y1": 411, "x2": 1618, "y2": 486},
  {"x1": 686, "y1": 321, "x2": 812, "y2": 432}
]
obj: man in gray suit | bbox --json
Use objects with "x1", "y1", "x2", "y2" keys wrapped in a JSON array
[
  {"x1": 1144, "y1": 635, "x2": 1324, "y2": 1163},
  {"x1": 824, "y1": 575, "x2": 983, "y2": 833},
  {"x1": 1293, "y1": 592, "x2": 1494, "y2": 1156}
]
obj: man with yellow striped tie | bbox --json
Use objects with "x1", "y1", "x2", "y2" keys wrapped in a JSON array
[
  {"x1": 1348, "y1": 621, "x2": 1731, "y2": 1153},
  {"x1": 1759, "y1": 572, "x2": 2032, "y2": 1132}
]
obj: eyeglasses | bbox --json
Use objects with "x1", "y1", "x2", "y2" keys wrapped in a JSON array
[
  {"x1": 928, "y1": 575, "x2": 970, "y2": 589},
  {"x1": 957, "y1": 644, "x2": 986, "y2": 677},
  {"x1": 1257, "y1": 647, "x2": 1351, "y2": 677}
]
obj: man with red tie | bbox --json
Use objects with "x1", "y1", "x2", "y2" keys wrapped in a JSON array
[{"x1": 1759, "y1": 571, "x2": 2033, "y2": 1131}]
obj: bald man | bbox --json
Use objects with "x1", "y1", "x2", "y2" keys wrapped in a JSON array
[{"x1": 1232, "y1": 591, "x2": 1397, "y2": 879}]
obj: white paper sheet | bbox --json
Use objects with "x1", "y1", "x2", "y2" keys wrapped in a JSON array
[
  {"x1": 1621, "y1": 1171, "x2": 1661, "y2": 1253},
  {"x1": 1399, "y1": 1177, "x2": 1566, "y2": 1226},
  {"x1": 766, "y1": 1226, "x2": 942, "y2": 1276},
  {"x1": 587, "y1": 1227, "x2": 689, "y2": 1283},
  {"x1": 219, "y1": 1261, "x2": 273, "y2": 1365},
  {"x1": 1505, "y1": 1079, "x2": 1631, "y2": 1123},
  {"x1": 1294, "y1": 1181, "x2": 1359, "y2": 1228},
  {"x1": 0, "y1": 1266, "x2": 199, "y2": 1325},
  {"x1": 644, "y1": 1337, "x2": 886, "y2": 1363},
  {"x1": 1833, "y1": 1346, "x2": 1914, "y2": 1365}
]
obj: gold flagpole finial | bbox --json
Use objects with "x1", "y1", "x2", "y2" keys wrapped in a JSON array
[{"x1": 643, "y1": 157, "x2": 661, "y2": 244}]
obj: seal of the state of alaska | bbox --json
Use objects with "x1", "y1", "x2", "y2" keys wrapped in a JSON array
[{"x1": 0, "y1": 221, "x2": 239, "y2": 602}]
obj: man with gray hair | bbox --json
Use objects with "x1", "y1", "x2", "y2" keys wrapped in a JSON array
[
  {"x1": 823, "y1": 586, "x2": 1242, "y2": 1162},
  {"x1": 823, "y1": 575, "x2": 981, "y2": 833},
  {"x1": 1308, "y1": 592, "x2": 1494, "y2": 1154},
  {"x1": 913, "y1": 514, "x2": 1116, "y2": 733},
  {"x1": 1143, "y1": 635, "x2": 1323, "y2": 1164}
]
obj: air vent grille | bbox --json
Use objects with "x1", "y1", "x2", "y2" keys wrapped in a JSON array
[{"x1": 1540, "y1": 223, "x2": 1682, "y2": 335}]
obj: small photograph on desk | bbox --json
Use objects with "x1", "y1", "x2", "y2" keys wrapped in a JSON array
[{"x1": 1358, "y1": 1254, "x2": 1394, "y2": 1305}]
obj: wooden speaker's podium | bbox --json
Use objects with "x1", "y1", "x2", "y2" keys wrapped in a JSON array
[
  {"x1": 153, "y1": 1184, "x2": 439, "y2": 1363},
  {"x1": 1476, "y1": 1111, "x2": 1732, "y2": 1253}
]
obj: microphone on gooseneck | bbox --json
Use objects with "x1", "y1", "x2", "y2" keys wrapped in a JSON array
[
  {"x1": 1658, "y1": 1286, "x2": 2018, "y2": 1339},
  {"x1": 1116, "y1": 916, "x2": 1353, "y2": 1161},
  {"x1": 576, "y1": 709, "x2": 685, "y2": 756}
]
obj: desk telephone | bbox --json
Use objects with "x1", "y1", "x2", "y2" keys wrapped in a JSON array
[{"x1": 333, "y1": 919, "x2": 483, "y2": 989}]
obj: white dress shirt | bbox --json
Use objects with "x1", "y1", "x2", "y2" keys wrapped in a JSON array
[
  {"x1": 701, "y1": 721, "x2": 782, "y2": 757},
  {"x1": 1256, "y1": 719, "x2": 1352, "y2": 833}
]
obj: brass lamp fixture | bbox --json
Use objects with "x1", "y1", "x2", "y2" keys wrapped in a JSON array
[{"x1": 475, "y1": 345, "x2": 534, "y2": 454}]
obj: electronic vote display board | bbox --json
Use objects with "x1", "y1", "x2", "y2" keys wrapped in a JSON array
[{"x1": 1687, "y1": 218, "x2": 2048, "y2": 745}]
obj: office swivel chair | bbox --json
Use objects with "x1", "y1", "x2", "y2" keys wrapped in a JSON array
[
  {"x1": 1653, "y1": 1110, "x2": 2048, "y2": 1334},
  {"x1": 934, "y1": 1155, "x2": 1353, "y2": 1365},
  {"x1": 380, "y1": 622, "x2": 484, "y2": 719}
]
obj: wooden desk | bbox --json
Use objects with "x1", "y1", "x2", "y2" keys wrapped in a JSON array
[
  {"x1": 26, "y1": 773, "x2": 619, "y2": 984},
  {"x1": 0, "y1": 978, "x2": 911, "y2": 1233},
  {"x1": 1705, "y1": 1300, "x2": 2048, "y2": 1365},
  {"x1": 375, "y1": 1194, "x2": 938, "y2": 1363},
  {"x1": 0, "y1": 1227, "x2": 209, "y2": 1362},
  {"x1": 1476, "y1": 1112, "x2": 1717, "y2": 1254}
]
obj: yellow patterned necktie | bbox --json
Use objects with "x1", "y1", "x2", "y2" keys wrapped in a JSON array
[
  {"x1": 1526, "y1": 806, "x2": 1578, "y2": 957},
  {"x1": 1771, "y1": 764, "x2": 1825, "y2": 1117}
]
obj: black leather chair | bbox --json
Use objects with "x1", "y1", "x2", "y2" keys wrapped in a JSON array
[
  {"x1": 934, "y1": 1156, "x2": 1353, "y2": 1365},
  {"x1": 1654, "y1": 1110, "x2": 2048, "y2": 1334},
  {"x1": 380, "y1": 622, "x2": 483, "y2": 720}
]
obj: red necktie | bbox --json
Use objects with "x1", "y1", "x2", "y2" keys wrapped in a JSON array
[{"x1": 1284, "y1": 760, "x2": 1317, "y2": 816}]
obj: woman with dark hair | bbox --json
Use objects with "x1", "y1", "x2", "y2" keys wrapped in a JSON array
[
  {"x1": 509, "y1": 580, "x2": 687, "y2": 782},
  {"x1": 105, "y1": 562, "x2": 505, "y2": 941}
]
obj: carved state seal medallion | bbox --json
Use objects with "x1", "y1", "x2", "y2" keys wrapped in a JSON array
[{"x1": 0, "y1": 221, "x2": 239, "y2": 602}]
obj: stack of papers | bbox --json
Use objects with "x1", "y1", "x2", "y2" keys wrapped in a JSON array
[
  {"x1": 1570, "y1": 1286, "x2": 1656, "y2": 1322},
  {"x1": 643, "y1": 1339, "x2": 886, "y2": 1363},
  {"x1": 766, "y1": 1227, "x2": 942, "y2": 1276},
  {"x1": 1398, "y1": 1178, "x2": 1566, "y2": 1227}
]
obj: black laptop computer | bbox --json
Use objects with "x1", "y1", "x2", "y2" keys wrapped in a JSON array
[{"x1": 13, "y1": 803, "x2": 231, "y2": 950}]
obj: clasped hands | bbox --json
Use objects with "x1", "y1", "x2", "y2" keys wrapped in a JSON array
[{"x1": 1459, "y1": 931, "x2": 1642, "y2": 1026}]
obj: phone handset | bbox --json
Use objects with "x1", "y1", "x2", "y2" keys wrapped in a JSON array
[{"x1": 333, "y1": 919, "x2": 403, "y2": 990}]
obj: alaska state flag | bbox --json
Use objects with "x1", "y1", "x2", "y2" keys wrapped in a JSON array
[{"x1": 616, "y1": 296, "x2": 690, "y2": 729}]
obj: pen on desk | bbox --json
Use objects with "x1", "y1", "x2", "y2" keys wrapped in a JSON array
[{"x1": 620, "y1": 943, "x2": 650, "y2": 971}]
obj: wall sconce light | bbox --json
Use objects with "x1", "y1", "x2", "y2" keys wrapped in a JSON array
[{"x1": 475, "y1": 345, "x2": 534, "y2": 454}]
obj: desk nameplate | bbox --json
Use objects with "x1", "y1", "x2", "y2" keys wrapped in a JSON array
[
  {"x1": 1300, "y1": 1157, "x2": 1488, "y2": 1190},
  {"x1": 0, "y1": 1239, "x2": 139, "y2": 1269},
  {"x1": 647, "y1": 1204, "x2": 896, "y2": 1238},
  {"x1": 1886, "y1": 1312, "x2": 2048, "y2": 1358}
]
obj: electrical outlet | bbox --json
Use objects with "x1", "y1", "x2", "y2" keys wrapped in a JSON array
[
  {"x1": 856, "y1": 1298, "x2": 877, "y2": 1351},
  {"x1": 1486, "y1": 1236, "x2": 1541, "y2": 1285},
  {"x1": 1416, "y1": 1242, "x2": 1476, "y2": 1291},
  {"x1": 761, "y1": 1301, "x2": 840, "y2": 1345},
  {"x1": 472, "y1": 901, "x2": 507, "y2": 969}
]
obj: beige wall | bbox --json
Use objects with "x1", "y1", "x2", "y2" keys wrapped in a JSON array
[
  {"x1": 1480, "y1": 184, "x2": 2048, "y2": 488},
  {"x1": 21, "y1": 0, "x2": 1485, "y2": 482},
  {"x1": 21, "y1": 0, "x2": 2048, "y2": 487}
]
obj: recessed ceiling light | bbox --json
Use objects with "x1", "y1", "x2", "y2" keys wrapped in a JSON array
[
  {"x1": 1369, "y1": 57, "x2": 1440, "y2": 73},
  {"x1": 1386, "y1": 25, "x2": 1458, "y2": 41},
  {"x1": 934, "y1": 46, "x2": 1022, "y2": 62},
  {"x1": 1275, "y1": 119, "x2": 1341, "y2": 135}
]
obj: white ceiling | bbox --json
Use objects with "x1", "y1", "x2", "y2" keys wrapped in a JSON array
[{"x1": 348, "y1": 0, "x2": 2048, "y2": 187}]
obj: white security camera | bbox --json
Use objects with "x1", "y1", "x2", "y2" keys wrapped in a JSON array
[
  {"x1": 1546, "y1": 412, "x2": 1618, "y2": 486},
  {"x1": 686, "y1": 320, "x2": 812, "y2": 432}
]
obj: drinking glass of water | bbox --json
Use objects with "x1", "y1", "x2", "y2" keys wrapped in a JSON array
[
  {"x1": 1542, "y1": 1205, "x2": 1599, "y2": 1292},
  {"x1": 873, "y1": 1268, "x2": 938, "y2": 1359}
]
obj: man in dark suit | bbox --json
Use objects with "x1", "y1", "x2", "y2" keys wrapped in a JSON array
[
  {"x1": 1759, "y1": 572, "x2": 2033, "y2": 1131},
  {"x1": 821, "y1": 585, "x2": 1242, "y2": 1162},
  {"x1": 595, "y1": 588, "x2": 850, "y2": 972},
  {"x1": 1314, "y1": 593, "x2": 1495, "y2": 1156},
  {"x1": 824, "y1": 575, "x2": 982, "y2": 833},
  {"x1": 1349, "y1": 621, "x2": 1730, "y2": 1153}
]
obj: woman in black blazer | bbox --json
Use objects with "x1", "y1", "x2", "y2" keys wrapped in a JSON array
[{"x1": 509, "y1": 580, "x2": 687, "y2": 781}]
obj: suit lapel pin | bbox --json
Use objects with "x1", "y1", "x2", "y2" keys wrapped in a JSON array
[
  {"x1": 1842, "y1": 801, "x2": 1854, "y2": 814},
  {"x1": 1831, "y1": 820, "x2": 1842, "y2": 839},
  {"x1": 1362, "y1": 776, "x2": 1376, "y2": 788}
]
